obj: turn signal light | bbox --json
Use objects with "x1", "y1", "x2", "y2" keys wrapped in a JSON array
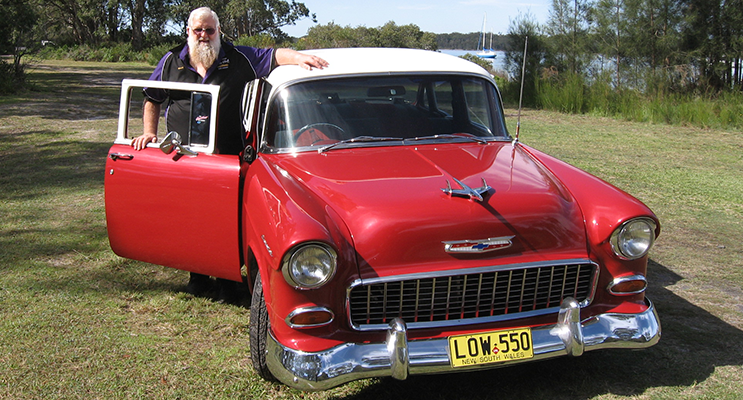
[
  {"x1": 286, "y1": 307, "x2": 334, "y2": 329},
  {"x1": 608, "y1": 275, "x2": 647, "y2": 295}
]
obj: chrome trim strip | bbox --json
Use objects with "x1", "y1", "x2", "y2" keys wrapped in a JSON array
[
  {"x1": 355, "y1": 307, "x2": 564, "y2": 332},
  {"x1": 266, "y1": 298, "x2": 661, "y2": 391},
  {"x1": 352, "y1": 259, "x2": 593, "y2": 286}
]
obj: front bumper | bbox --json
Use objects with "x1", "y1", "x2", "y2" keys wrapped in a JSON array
[{"x1": 266, "y1": 297, "x2": 661, "y2": 391}]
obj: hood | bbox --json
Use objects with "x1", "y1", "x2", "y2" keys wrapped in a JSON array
[{"x1": 270, "y1": 142, "x2": 588, "y2": 279}]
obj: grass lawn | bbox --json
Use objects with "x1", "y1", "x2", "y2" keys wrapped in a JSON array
[{"x1": 1, "y1": 60, "x2": 741, "y2": 399}]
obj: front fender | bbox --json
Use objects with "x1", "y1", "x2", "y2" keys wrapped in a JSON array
[
  {"x1": 242, "y1": 155, "x2": 357, "y2": 351},
  {"x1": 519, "y1": 145, "x2": 660, "y2": 248},
  {"x1": 520, "y1": 145, "x2": 660, "y2": 308}
]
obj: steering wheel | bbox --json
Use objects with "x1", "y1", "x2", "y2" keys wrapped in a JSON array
[{"x1": 294, "y1": 123, "x2": 346, "y2": 146}]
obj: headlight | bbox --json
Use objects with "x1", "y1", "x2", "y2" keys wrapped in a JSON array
[
  {"x1": 610, "y1": 218, "x2": 657, "y2": 260},
  {"x1": 282, "y1": 243, "x2": 337, "y2": 289}
]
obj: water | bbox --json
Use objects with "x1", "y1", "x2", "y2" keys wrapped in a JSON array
[{"x1": 440, "y1": 49, "x2": 507, "y2": 72}]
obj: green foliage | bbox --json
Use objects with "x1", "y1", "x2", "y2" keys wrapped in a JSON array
[
  {"x1": 38, "y1": 42, "x2": 180, "y2": 66},
  {"x1": 300, "y1": 21, "x2": 437, "y2": 50},
  {"x1": 0, "y1": 0, "x2": 36, "y2": 54},
  {"x1": 171, "y1": 0, "x2": 315, "y2": 41},
  {"x1": 459, "y1": 53, "x2": 495, "y2": 74},
  {"x1": 141, "y1": 43, "x2": 178, "y2": 66},
  {"x1": 0, "y1": 0, "x2": 38, "y2": 93},
  {"x1": 38, "y1": 44, "x2": 151, "y2": 63},
  {"x1": 0, "y1": 61, "x2": 19, "y2": 94},
  {"x1": 535, "y1": 68, "x2": 743, "y2": 129},
  {"x1": 234, "y1": 34, "x2": 277, "y2": 49},
  {"x1": 544, "y1": 0, "x2": 593, "y2": 75},
  {"x1": 681, "y1": 0, "x2": 743, "y2": 91},
  {"x1": 223, "y1": 0, "x2": 315, "y2": 39},
  {"x1": 503, "y1": 13, "x2": 546, "y2": 107},
  {"x1": 537, "y1": 71, "x2": 586, "y2": 113}
]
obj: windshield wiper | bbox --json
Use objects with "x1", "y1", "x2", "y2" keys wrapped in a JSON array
[
  {"x1": 406, "y1": 134, "x2": 489, "y2": 144},
  {"x1": 318, "y1": 136, "x2": 404, "y2": 153}
]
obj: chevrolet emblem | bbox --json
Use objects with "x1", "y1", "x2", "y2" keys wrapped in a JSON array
[{"x1": 443, "y1": 236, "x2": 515, "y2": 254}]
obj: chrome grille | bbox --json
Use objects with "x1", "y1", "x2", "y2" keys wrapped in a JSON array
[{"x1": 348, "y1": 262, "x2": 597, "y2": 330}]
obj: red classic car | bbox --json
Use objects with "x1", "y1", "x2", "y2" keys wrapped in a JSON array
[{"x1": 105, "y1": 48, "x2": 661, "y2": 391}]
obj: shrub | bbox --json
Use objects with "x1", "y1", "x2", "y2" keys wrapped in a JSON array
[
  {"x1": 0, "y1": 60, "x2": 18, "y2": 94},
  {"x1": 234, "y1": 34, "x2": 276, "y2": 49},
  {"x1": 143, "y1": 43, "x2": 178, "y2": 65},
  {"x1": 537, "y1": 71, "x2": 586, "y2": 114}
]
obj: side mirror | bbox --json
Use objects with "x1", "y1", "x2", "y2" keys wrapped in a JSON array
[{"x1": 160, "y1": 131, "x2": 197, "y2": 156}]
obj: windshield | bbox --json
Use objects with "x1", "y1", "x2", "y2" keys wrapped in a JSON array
[{"x1": 264, "y1": 75, "x2": 509, "y2": 150}]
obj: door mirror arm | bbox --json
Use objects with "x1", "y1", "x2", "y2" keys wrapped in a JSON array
[{"x1": 160, "y1": 131, "x2": 198, "y2": 156}]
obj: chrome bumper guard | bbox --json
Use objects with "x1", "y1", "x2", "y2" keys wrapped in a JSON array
[{"x1": 266, "y1": 298, "x2": 661, "y2": 391}]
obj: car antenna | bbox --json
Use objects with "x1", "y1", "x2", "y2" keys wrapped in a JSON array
[{"x1": 514, "y1": 36, "x2": 528, "y2": 145}]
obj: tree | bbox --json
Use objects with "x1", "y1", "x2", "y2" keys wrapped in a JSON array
[
  {"x1": 223, "y1": 0, "x2": 315, "y2": 39},
  {"x1": 39, "y1": 0, "x2": 112, "y2": 45},
  {"x1": 301, "y1": 22, "x2": 437, "y2": 50},
  {"x1": 126, "y1": 0, "x2": 148, "y2": 50},
  {"x1": 593, "y1": 0, "x2": 631, "y2": 86},
  {"x1": 682, "y1": 0, "x2": 743, "y2": 91},
  {"x1": 301, "y1": 22, "x2": 361, "y2": 48},
  {"x1": 378, "y1": 22, "x2": 437, "y2": 50},
  {"x1": 545, "y1": 0, "x2": 593, "y2": 75},
  {"x1": 625, "y1": 0, "x2": 684, "y2": 71},
  {"x1": 505, "y1": 13, "x2": 546, "y2": 106},
  {"x1": 0, "y1": 0, "x2": 38, "y2": 91}
]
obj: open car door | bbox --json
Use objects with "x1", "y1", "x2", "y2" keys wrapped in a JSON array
[{"x1": 104, "y1": 79, "x2": 242, "y2": 281}]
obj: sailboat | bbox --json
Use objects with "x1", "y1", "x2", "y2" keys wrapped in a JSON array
[{"x1": 476, "y1": 14, "x2": 496, "y2": 59}]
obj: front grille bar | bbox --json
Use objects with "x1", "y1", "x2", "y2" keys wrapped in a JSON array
[{"x1": 348, "y1": 260, "x2": 598, "y2": 331}]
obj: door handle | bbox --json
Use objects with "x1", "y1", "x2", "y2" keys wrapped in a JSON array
[{"x1": 109, "y1": 153, "x2": 134, "y2": 161}]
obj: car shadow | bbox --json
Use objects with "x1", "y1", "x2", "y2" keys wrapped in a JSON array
[{"x1": 330, "y1": 259, "x2": 743, "y2": 399}]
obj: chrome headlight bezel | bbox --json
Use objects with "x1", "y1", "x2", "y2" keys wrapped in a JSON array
[
  {"x1": 610, "y1": 218, "x2": 657, "y2": 260},
  {"x1": 282, "y1": 242, "x2": 338, "y2": 289}
]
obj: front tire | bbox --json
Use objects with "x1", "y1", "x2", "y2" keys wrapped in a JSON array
[{"x1": 249, "y1": 272, "x2": 277, "y2": 382}]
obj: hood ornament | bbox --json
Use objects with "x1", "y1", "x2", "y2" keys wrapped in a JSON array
[
  {"x1": 442, "y1": 177, "x2": 491, "y2": 202},
  {"x1": 443, "y1": 236, "x2": 515, "y2": 254}
]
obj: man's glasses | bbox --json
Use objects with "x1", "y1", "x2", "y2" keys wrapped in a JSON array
[{"x1": 191, "y1": 27, "x2": 216, "y2": 35}]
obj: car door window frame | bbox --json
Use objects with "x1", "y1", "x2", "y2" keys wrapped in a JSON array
[{"x1": 116, "y1": 79, "x2": 221, "y2": 154}]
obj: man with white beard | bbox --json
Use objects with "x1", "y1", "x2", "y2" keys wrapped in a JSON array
[
  {"x1": 131, "y1": 7, "x2": 328, "y2": 300},
  {"x1": 132, "y1": 6, "x2": 328, "y2": 154}
]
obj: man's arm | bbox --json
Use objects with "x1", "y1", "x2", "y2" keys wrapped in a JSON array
[
  {"x1": 132, "y1": 100, "x2": 161, "y2": 150},
  {"x1": 275, "y1": 48, "x2": 329, "y2": 70}
]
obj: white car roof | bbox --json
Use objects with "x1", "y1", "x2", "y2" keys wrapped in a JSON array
[{"x1": 264, "y1": 48, "x2": 492, "y2": 87}]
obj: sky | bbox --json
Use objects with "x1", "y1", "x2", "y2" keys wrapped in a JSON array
[{"x1": 282, "y1": 0, "x2": 553, "y2": 38}]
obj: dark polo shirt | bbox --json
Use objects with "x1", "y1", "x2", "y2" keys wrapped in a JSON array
[{"x1": 144, "y1": 41, "x2": 275, "y2": 154}]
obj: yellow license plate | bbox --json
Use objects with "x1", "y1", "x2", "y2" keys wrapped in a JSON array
[{"x1": 448, "y1": 327, "x2": 534, "y2": 368}]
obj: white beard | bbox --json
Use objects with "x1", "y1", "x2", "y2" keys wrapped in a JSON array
[{"x1": 188, "y1": 34, "x2": 221, "y2": 69}]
